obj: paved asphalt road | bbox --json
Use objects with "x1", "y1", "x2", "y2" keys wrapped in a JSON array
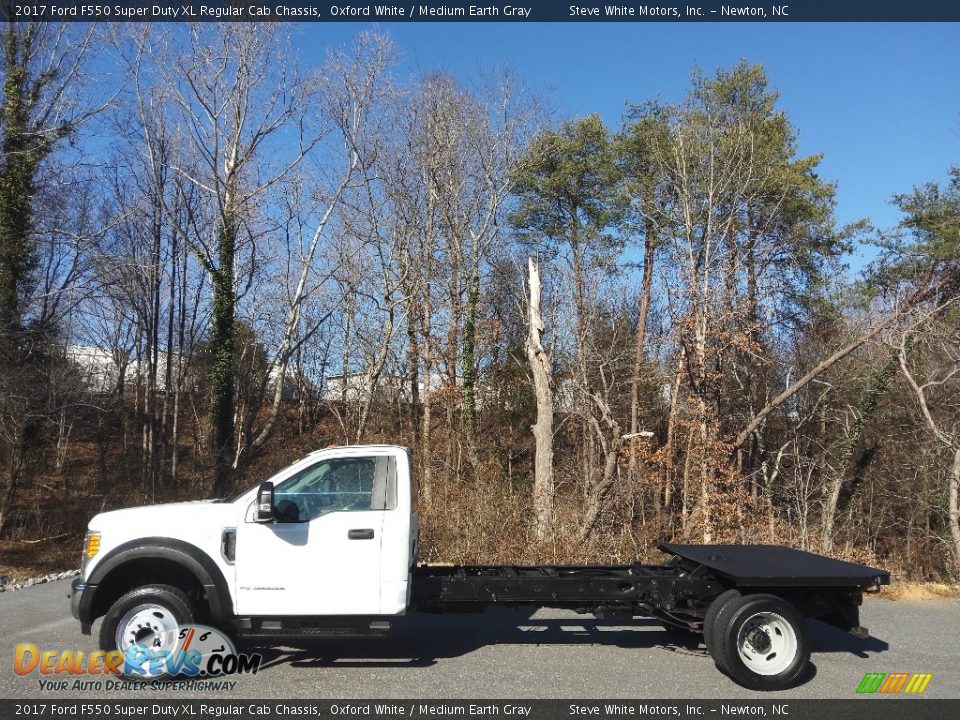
[{"x1": 0, "y1": 579, "x2": 958, "y2": 700}]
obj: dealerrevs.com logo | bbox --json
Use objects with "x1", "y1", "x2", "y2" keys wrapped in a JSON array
[{"x1": 14, "y1": 624, "x2": 261, "y2": 691}]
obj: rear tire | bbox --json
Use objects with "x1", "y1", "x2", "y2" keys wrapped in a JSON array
[
  {"x1": 702, "y1": 588, "x2": 740, "y2": 653},
  {"x1": 712, "y1": 593, "x2": 810, "y2": 691},
  {"x1": 99, "y1": 584, "x2": 196, "y2": 680}
]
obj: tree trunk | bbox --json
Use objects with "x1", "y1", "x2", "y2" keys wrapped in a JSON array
[
  {"x1": 680, "y1": 432, "x2": 694, "y2": 532},
  {"x1": 662, "y1": 353, "x2": 684, "y2": 516},
  {"x1": 338, "y1": 296, "x2": 354, "y2": 441},
  {"x1": 171, "y1": 240, "x2": 191, "y2": 487},
  {"x1": 161, "y1": 213, "x2": 177, "y2": 487},
  {"x1": 948, "y1": 448, "x2": 960, "y2": 577},
  {"x1": 145, "y1": 201, "x2": 162, "y2": 498},
  {"x1": 420, "y1": 284, "x2": 434, "y2": 507},
  {"x1": 407, "y1": 293, "x2": 421, "y2": 449},
  {"x1": 209, "y1": 220, "x2": 237, "y2": 497},
  {"x1": 0, "y1": 477, "x2": 16, "y2": 539},
  {"x1": 628, "y1": 212, "x2": 656, "y2": 482},
  {"x1": 820, "y1": 351, "x2": 897, "y2": 552},
  {"x1": 0, "y1": 30, "x2": 38, "y2": 338},
  {"x1": 0, "y1": 433, "x2": 25, "y2": 539},
  {"x1": 461, "y1": 258, "x2": 481, "y2": 465},
  {"x1": 578, "y1": 430, "x2": 618, "y2": 543},
  {"x1": 577, "y1": 391, "x2": 623, "y2": 543},
  {"x1": 355, "y1": 298, "x2": 396, "y2": 444},
  {"x1": 445, "y1": 235, "x2": 462, "y2": 480},
  {"x1": 526, "y1": 258, "x2": 554, "y2": 542},
  {"x1": 698, "y1": 395, "x2": 713, "y2": 543}
]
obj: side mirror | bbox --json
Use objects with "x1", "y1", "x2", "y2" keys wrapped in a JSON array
[{"x1": 256, "y1": 481, "x2": 275, "y2": 522}]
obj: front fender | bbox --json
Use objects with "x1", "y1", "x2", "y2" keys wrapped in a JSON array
[{"x1": 77, "y1": 537, "x2": 234, "y2": 629}]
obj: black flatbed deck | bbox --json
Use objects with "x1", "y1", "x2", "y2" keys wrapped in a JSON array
[{"x1": 661, "y1": 542, "x2": 890, "y2": 588}]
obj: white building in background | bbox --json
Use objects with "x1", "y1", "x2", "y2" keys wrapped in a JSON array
[
  {"x1": 65, "y1": 345, "x2": 128, "y2": 394},
  {"x1": 322, "y1": 372, "x2": 412, "y2": 404},
  {"x1": 66, "y1": 345, "x2": 303, "y2": 400},
  {"x1": 66, "y1": 345, "x2": 185, "y2": 395},
  {"x1": 265, "y1": 365, "x2": 307, "y2": 401}
]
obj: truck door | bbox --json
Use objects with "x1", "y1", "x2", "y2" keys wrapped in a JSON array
[{"x1": 234, "y1": 454, "x2": 389, "y2": 616}]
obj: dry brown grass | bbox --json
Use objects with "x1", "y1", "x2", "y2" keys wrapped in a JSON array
[
  {"x1": 0, "y1": 539, "x2": 79, "y2": 583},
  {"x1": 878, "y1": 582, "x2": 960, "y2": 602}
]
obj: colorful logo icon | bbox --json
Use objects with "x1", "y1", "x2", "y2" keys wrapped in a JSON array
[{"x1": 856, "y1": 672, "x2": 933, "y2": 695}]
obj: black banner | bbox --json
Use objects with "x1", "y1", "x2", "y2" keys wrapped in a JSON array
[
  {"x1": 2, "y1": 0, "x2": 960, "y2": 23},
  {"x1": 2, "y1": 700, "x2": 959, "y2": 719}
]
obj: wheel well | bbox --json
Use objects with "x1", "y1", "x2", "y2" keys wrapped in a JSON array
[{"x1": 91, "y1": 558, "x2": 209, "y2": 622}]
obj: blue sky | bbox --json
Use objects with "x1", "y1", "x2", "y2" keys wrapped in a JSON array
[{"x1": 300, "y1": 22, "x2": 960, "y2": 267}]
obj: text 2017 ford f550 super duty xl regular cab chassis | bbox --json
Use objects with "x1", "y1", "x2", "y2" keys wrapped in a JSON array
[{"x1": 69, "y1": 444, "x2": 889, "y2": 691}]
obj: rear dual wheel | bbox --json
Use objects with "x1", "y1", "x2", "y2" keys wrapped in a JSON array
[
  {"x1": 703, "y1": 592, "x2": 810, "y2": 691},
  {"x1": 702, "y1": 588, "x2": 741, "y2": 652}
]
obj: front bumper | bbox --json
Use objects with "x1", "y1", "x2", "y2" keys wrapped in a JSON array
[{"x1": 68, "y1": 578, "x2": 94, "y2": 635}]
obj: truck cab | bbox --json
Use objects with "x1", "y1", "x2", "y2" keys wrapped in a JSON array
[{"x1": 71, "y1": 445, "x2": 418, "y2": 650}]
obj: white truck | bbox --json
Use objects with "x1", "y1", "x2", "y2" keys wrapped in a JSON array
[{"x1": 70, "y1": 444, "x2": 889, "y2": 691}]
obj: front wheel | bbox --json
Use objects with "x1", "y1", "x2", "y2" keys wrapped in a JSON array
[
  {"x1": 710, "y1": 593, "x2": 810, "y2": 691},
  {"x1": 99, "y1": 584, "x2": 196, "y2": 680}
]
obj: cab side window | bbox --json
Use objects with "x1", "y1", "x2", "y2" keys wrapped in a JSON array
[{"x1": 273, "y1": 457, "x2": 377, "y2": 522}]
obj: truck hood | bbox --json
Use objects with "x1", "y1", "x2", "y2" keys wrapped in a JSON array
[
  {"x1": 89, "y1": 499, "x2": 242, "y2": 535},
  {"x1": 83, "y1": 497, "x2": 247, "y2": 584}
]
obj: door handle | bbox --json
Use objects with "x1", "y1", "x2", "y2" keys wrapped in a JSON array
[{"x1": 348, "y1": 528, "x2": 375, "y2": 540}]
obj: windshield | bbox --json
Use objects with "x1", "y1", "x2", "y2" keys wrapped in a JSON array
[{"x1": 220, "y1": 454, "x2": 319, "y2": 503}]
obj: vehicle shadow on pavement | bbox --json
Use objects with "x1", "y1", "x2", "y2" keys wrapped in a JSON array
[
  {"x1": 807, "y1": 619, "x2": 889, "y2": 658},
  {"x1": 243, "y1": 607, "x2": 709, "y2": 672}
]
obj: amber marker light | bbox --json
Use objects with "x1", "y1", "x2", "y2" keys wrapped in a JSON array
[{"x1": 83, "y1": 531, "x2": 101, "y2": 559}]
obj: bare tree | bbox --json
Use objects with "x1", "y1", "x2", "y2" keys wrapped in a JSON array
[
  {"x1": 240, "y1": 32, "x2": 397, "y2": 462},
  {"x1": 166, "y1": 24, "x2": 321, "y2": 494},
  {"x1": 654, "y1": 93, "x2": 758, "y2": 541},
  {"x1": 525, "y1": 257, "x2": 554, "y2": 540},
  {"x1": 0, "y1": 19, "x2": 99, "y2": 336},
  {"x1": 0, "y1": 18, "x2": 104, "y2": 537},
  {"x1": 897, "y1": 304, "x2": 960, "y2": 574}
]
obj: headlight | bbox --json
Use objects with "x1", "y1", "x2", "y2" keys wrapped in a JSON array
[{"x1": 81, "y1": 531, "x2": 101, "y2": 575}]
